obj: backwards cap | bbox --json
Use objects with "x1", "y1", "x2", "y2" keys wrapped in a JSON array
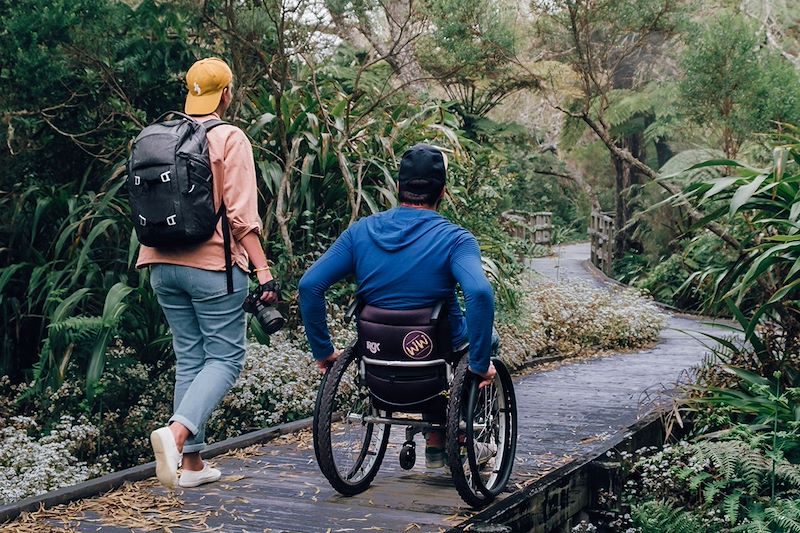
[{"x1": 398, "y1": 144, "x2": 448, "y2": 196}]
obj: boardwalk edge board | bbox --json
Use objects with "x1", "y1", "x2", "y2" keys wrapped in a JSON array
[
  {"x1": 0, "y1": 417, "x2": 312, "y2": 524},
  {"x1": 448, "y1": 411, "x2": 666, "y2": 532}
]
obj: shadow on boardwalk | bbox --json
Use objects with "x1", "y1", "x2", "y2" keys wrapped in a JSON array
[{"x1": 6, "y1": 243, "x2": 725, "y2": 533}]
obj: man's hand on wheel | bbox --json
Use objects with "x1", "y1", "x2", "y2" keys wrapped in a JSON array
[
  {"x1": 473, "y1": 361, "x2": 496, "y2": 389},
  {"x1": 316, "y1": 349, "x2": 342, "y2": 373}
]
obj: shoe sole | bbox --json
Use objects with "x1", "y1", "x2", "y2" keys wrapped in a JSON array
[
  {"x1": 179, "y1": 473, "x2": 222, "y2": 488},
  {"x1": 150, "y1": 429, "x2": 178, "y2": 489}
]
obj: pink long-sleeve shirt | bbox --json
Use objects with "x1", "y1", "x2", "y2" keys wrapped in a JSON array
[{"x1": 136, "y1": 114, "x2": 261, "y2": 272}]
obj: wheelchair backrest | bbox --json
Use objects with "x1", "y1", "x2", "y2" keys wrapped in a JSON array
[
  {"x1": 356, "y1": 302, "x2": 452, "y2": 362},
  {"x1": 356, "y1": 301, "x2": 453, "y2": 410}
]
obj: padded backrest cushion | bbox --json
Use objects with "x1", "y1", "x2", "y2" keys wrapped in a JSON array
[{"x1": 356, "y1": 304, "x2": 451, "y2": 362}]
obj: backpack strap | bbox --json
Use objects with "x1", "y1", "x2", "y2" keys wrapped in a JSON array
[
  {"x1": 201, "y1": 119, "x2": 228, "y2": 131},
  {"x1": 218, "y1": 204, "x2": 234, "y2": 294},
  {"x1": 200, "y1": 117, "x2": 231, "y2": 293},
  {"x1": 153, "y1": 111, "x2": 228, "y2": 131}
]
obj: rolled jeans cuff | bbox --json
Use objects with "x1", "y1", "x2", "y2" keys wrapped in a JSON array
[{"x1": 169, "y1": 414, "x2": 205, "y2": 453}]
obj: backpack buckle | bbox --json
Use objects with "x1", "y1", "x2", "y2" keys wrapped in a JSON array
[
  {"x1": 160, "y1": 170, "x2": 171, "y2": 182},
  {"x1": 138, "y1": 215, "x2": 146, "y2": 226},
  {"x1": 166, "y1": 215, "x2": 177, "y2": 226},
  {"x1": 134, "y1": 175, "x2": 141, "y2": 186}
]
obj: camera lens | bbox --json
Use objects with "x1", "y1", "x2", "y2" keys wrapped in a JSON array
[{"x1": 255, "y1": 304, "x2": 285, "y2": 334}]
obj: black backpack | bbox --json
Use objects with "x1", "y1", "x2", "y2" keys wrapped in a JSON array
[{"x1": 127, "y1": 111, "x2": 234, "y2": 292}]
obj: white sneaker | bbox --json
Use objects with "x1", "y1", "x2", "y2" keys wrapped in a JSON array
[
  {"x1": 179, "y1": 463, "x2": 222, "y2": 488},
  {"x1": 150, "y1": 426, "x2": 181, "y2": 489},
  {"x1": 474, "y1": 442, "x2": 497, "y2": 466}
]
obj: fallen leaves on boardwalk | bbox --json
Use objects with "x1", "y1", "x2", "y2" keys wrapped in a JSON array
[
  {"x1": 512, "y1": 451, "x2": 575, "y2": 490},
  {"x1": 219, "y1": 443, "x2": 266, "y2": 460},
  {"x1": 272, "y1": 427, "x2": 314, "y2": 450},
  {"x1": 4, "y1": 480, "x2": 216, "y2": 532}
]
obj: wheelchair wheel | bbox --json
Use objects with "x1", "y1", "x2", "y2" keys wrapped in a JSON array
[
  {"x1": 446, "y1": 356, "x2": 517, "y2": 508},
  {"x1": 313, "y1": 345, "x2": 390, "y2": 496}
]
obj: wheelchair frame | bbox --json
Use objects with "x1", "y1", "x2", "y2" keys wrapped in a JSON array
[{"x1": 312, "y1": 335, "x2": 518, "y2": 508}]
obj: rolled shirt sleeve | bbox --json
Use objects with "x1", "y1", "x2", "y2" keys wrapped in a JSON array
[{"x1": 222, "y1": 128, "x2": 262, "y2": 241}]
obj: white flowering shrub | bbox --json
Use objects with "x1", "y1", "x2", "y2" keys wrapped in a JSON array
[
  {"x1": 498, "y1": 279, "x2": 667, "y2": 370},
  {"x1": 0, "y1": 415, "x2": 109, "y2": 504}
]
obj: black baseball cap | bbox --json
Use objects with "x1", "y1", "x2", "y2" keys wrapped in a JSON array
[{"x1": 398, "y1": 144, "x2": 447, "y2": 195}]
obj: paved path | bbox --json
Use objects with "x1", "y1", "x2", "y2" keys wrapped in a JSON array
[{"x1": 10, "y1": 243, "x2": 724, "y2": 533}]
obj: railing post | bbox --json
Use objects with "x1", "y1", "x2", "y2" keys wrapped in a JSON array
[
  {"x1": 501, "y1": 210, "x2": 553, "y2": 247},
  {"x1": 589, "y1": 209, "x2": 615, "y2": 275}
]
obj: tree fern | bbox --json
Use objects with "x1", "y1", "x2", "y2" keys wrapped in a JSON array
[{"x1": 658, "y1": 148, "x2": 727, "y2": 183}]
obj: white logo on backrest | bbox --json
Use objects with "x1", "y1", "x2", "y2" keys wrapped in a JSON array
[
  {"x1": 194, "y1": 82, "x2": 202, "y2": 95},
  {"x1": 366, "y1": 341, "x2": 381, "y2": 354}
]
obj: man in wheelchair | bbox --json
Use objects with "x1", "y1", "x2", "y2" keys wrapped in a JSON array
[{"x1": 299, "y1": 143, "x2": 497, "y2": 470}]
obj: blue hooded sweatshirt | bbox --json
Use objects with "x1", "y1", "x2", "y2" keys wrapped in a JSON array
[{"x1": 298, "y1": 207, "x2": 494, "y2": 374}]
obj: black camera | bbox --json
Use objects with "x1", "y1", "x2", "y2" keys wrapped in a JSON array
[{"x1": 242, "y1": 280, "x2": 285, "y2": 335}]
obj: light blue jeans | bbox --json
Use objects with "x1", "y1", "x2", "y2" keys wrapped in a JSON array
[{"x1": 150, "y1": 264, "x2": 248, "y2": 453}]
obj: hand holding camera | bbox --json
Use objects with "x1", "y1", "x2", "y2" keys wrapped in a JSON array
[{"x1": 242, "y1": 279, "x2": 285, "y2": 335}]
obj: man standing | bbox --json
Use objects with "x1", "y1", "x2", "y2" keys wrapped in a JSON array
[
  {"x1": 137, "y1": 57, "x2": 278, "y2": 489},
  {"x1": 298, "y1": 143, "x2": 496, "y2": 467}
]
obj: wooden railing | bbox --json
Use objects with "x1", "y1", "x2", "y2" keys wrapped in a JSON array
[
  {"x1": 589, "y1": 209, "x2": 615, "y2": 275},
  {"x1": 501, "y1": 210, "x2": 553, "y2": 245}
]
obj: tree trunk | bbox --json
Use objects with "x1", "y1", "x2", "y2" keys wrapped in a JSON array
[{"x1": 613, "y1": 155, "x2": 628, "y2": 256}]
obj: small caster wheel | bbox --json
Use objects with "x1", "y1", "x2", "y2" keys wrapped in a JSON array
[{"x1": 399, "y1": 443, "x2": 416, "y2": 470}]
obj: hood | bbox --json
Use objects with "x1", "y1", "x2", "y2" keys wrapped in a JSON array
[{"x1": 364, "y1": 207, "x2": 451, "y2": 252}]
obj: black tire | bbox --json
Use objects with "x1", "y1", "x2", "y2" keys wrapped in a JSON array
[
  {"x1": 313, "y1": 345, "x2": 391, "y2": 496},
  {"x1": 446, "y1": 356, "x2": 517, "y2": 508},
  {"x1": 399, "y1": 444, "x2": 416, "y2": 470}
]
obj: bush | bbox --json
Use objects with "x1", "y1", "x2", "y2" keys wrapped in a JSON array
[
  {"x1": 207, "y1": 312, "x2": 355, "y2": 439},
  {"x1": 499, "y1": 278, "x2": 667, "y2": 370},
  {"x1": 0, "y1": 415, "x2": 110, "y2": 504}
]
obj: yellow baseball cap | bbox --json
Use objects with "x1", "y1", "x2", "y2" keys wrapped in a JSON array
[{"x1": 184, "y1": 57, "x2": 233, "y2": 115}]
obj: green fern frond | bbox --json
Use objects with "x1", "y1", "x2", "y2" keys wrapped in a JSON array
[
  {"x1": 632, "y1": 500, "x2": 703, "y2": 533},
  {"x1": 733, "y1": 516, "x2": 771, "y2": 533},
  {"x1": 689, "y1": 471, "x2": 711, "y2": 491},
  {"x1": 765, "y1": 507, "x2": 800, "y2": 533},
  {"x1": 696, "y1": 440, "x2": 739, "y2": 481},
  {"x1": 723, "y1": 490, "x2": 742, "y2": 524},
  {"x1": 704, "y1": 479, "x2": 727, "y2": 502},
  {"x1": 776, "y1": 462, "x2": 800, "y2": 488}
]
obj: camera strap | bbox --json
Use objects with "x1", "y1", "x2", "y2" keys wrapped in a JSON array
[{"x1": 218, "y1": 204, "x2": 234, "y2": 294}]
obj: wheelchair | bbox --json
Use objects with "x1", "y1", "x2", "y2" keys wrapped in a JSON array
[{"x1": 312, "y1": 301, "x2": 517, "y2": 508}]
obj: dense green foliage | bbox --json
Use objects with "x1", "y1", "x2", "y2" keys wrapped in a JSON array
[
  {"x1": 0, "y1": 3, "x2": 596, "y2": 481},
  {"x1": 0, "y1": 0, "x2": 546, "y2": 386},
  {"x1": 602, "y1": 138, "x2": 800, "y2": 533},
  {"x1": 2, "y1": 0, "x2": 800, "y2": 516},
  {"x1": 680, "y1": 13, "x2": 800, "y2": 159}
]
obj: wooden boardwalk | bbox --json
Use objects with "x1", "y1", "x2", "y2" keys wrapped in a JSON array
[{"x1": 9, "y1": 243, "x2": 724, "y2": 533}]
